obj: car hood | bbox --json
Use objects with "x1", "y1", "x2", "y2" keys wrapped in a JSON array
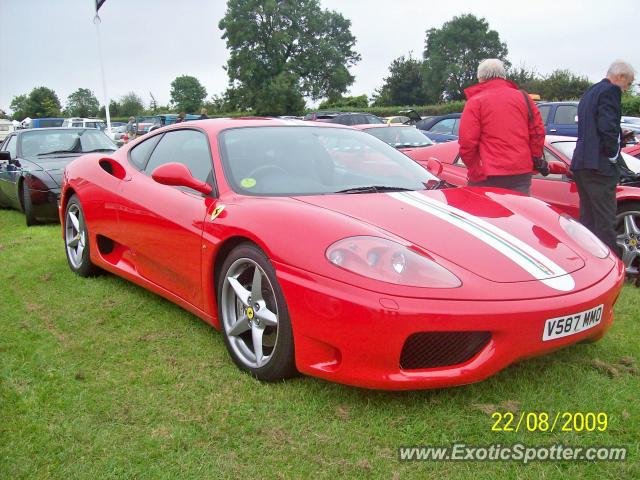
[
  {"x1": 295, "y1": 188, "x2": 585, "y2": 288},
  {"x1": 26, "y1": 156, "x2": 81, "y2": 187}
]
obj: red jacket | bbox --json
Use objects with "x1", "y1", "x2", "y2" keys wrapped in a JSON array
[{"x1": 458, "y1": 78, "x2": 545, "y2": 182}]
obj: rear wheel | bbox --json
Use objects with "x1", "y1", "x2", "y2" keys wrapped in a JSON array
[
  {"x1": 217, "y1": 243, "x2": 297, "y2": 381},
  {"x1": 616, "y1": 202, "x2": 640, "y2": 276},
  {"x1": 64, "y1": 195, "x2": 100, "y2": 277},
  {"x1": 22, "y1": 182, "x2": 38, "y2": 226}
]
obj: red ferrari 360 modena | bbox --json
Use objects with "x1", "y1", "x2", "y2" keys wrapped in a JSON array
[
  {"x1": 60, "y1": 119, "x2": 624, "y2": 390},
  {"x1": 415, "y1": 137, "x2": 640, "y2": 277}
]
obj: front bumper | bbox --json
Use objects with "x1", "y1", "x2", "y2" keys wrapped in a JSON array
[{"x1": 277, "y1": 261, "x2": 625, "y2": 390}]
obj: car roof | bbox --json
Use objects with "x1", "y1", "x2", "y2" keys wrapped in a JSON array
[
  {"x1": 537, "y1": 101, "x2": 579, "y2": 106},
  {"x1": 352, "y1": 124, "x2": 415, "y2": 130}
]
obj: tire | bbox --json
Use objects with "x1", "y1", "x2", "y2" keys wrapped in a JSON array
[
  {"x1": 615, "y1": 201, "x2": 640, "y2": 277},
  {"x1": 217, "y1": 242, "x2": 297, "y2": 381},
  {"x1": 64, "y1": 194, "x2": 100, "y2": 277},
  {"x1": 22, "y1": 181, "x2": 38, "y2": 226}
]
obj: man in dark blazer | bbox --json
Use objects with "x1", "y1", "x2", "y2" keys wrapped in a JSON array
[{"x1": 571, "y1": 60, "x2": 635, "y2": 256}]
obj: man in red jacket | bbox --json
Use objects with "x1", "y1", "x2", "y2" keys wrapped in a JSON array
[{"x1": 459, "y1": 59, "x2": 545, "y2": 195}]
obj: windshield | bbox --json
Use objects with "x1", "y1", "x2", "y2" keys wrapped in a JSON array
[
  {"x1": 551, "y1": 140, "x2": 640, "y2": 174},
  {"x1": 219, "y1": 126, "x2": 437, "y2": 196},
  {"x1": 364, "y1": 126, "x2": 433, "y2": 148},
  {"x1": 20, "y1": 129, "x2": 116, "y2": 159}
]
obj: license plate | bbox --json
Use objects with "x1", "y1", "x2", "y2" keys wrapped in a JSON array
[{"x1": 542, "y1": 305, "x2": 603, "y2": 341}]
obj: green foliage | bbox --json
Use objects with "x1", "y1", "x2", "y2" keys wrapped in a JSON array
[
  {"x1": 170, "y1": 75, "x2": 207, "y2": 113},
  {"x1": 372, "y1": 55, "x2": 428, "y2": 107},
  {"x1": 308, "y1": 101, "x2": 466, "y2": 118},
  {"x1": 622, "y1": 94, "x2": 640, "y2": 116},
  {"x1": 319, "y1": 94, "x2": 368, "y2": 110},
  {"x1": 530, "y1": 70, "x2": 592, "y2": 101},
  {"x1": 9, "y1": 87, "x2": 62, "y2": 119},
  {"x1": 253, "y1": 72, "x2": 306, "y2": 116},
  {"x1": 64, "y1": 88, "x2": 100, "y2": 118},
  {"x1": 118, "y1": 92, "x2": 145, "y2": 117},
  {"x1": 423, "y1": 14, "x2": 509, "y2": 101},
  {"x1": 219, "y1": 0, "x2": 360, "y2": 114}
]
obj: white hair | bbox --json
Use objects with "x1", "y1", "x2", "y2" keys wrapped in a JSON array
[
  {"x1": 607, "y1": 60, "x2": 635, "y2": 79},
  {"x1": 477, "y1": 59, "x2": 506, "y2": 81}
]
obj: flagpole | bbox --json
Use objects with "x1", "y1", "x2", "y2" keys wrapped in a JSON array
[{"x1": 93, "y1": 2, "x2": 111, "y2": 132}]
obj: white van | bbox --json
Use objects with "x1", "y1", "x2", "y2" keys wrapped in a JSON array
[
  {"x1": 0, "y1": 119, "x2": 15, "y2": 141},
  {"x1": 61, "y1": 117, "x2": 106, "y2": 130}
]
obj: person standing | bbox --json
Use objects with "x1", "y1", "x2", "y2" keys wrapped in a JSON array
[
  {"x1": 176, "y1": 112, "x2": 186, "y2": 123},
  {"x1": 459, "y1": 59, "x2": 546, "y2": 195},
  {"x1": 571, "y1": 60, "x2": 635, "y2": 256},
  {"x1": 126, "y1": 116, "x2": 137, "y2": 140},
  {"x1": 199, "y1": 108, "x2": 209, "y2": 120}
]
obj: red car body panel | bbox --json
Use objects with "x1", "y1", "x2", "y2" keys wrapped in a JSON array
[
  {"x1": 623, "y1": 143, "x2": 640, "y2": 158},
  {"x1": 60, "y1": 120, "x2": 624, "y2": 390},
  {"x1": 417, "y1": 137, "x2": 640, "y2": 221}
]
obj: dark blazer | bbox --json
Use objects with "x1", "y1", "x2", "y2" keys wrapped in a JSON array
[{"x1": 571, "y1": 78, "x2": 622, "y2": 176}]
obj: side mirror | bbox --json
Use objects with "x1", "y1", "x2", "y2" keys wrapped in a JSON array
[
  {"x1": 548, "y1": 161, "x2": 569, "y2": 175},
  {"x1": 0, "y1": 151, "x2": 10, "y2": 161},
  {"x1": 151, "y1": 162, "x2": 212, "y2": 195},
  {"x1": 426, "y1": 157, "x2": 444, "y2": 177}
]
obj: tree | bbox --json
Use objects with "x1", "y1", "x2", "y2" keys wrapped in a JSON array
[
  {"x1": 10, "y1": 87, "x2": 62, "y2": 119},
  {"x1": 118, "y1": 92, "x2": 145, "y2": 117},
  {"x1": 535, "y1": 70, "x2": 591, "y2": 101},
  {"x1": 423, "y1": 14, "x2": 509, "y2": 101},
  {"x1": 319, "y1": 94, "x2": 368, "y2": 109},
  {"x1": 170, "y1": 75, "x2": 207, "y2": 113},
  {"x1": 65, "y1": 88, "x2": 100, "y2": 117},
  {"x1": 372, "y1": 55, "x2": 428, "y2": 106},
  {"x1": 219, "y1": 0, "x2": 360, "y2": 114}
]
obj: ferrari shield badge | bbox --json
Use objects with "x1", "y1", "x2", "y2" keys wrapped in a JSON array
[{"x1": 210, "y1": 204, "x2": 226, "y2": 221}]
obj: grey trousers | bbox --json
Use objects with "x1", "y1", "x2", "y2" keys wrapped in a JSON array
[
  {"x1": 468, "y1": 173, "x2": 533, "y2": 195},
  {"x1": 572, "y1": 168, "x2": 620, "y2": 256}
]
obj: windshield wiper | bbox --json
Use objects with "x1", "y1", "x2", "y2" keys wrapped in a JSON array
[
  {"x1": 335, "y1": 185, "x2": 414, "y2": 194},
  {"x1": 37, "y1": 149, "x2": 79, "y2": 156}
]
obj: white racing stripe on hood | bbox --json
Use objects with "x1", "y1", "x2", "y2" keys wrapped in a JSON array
[{"x1": 389, "y1": 191, "x2": 575, "y2": 291}]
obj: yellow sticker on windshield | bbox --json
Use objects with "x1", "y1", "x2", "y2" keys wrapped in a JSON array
[{"x1": 241, "y1": 178, "x2": 257, "y2": 188}]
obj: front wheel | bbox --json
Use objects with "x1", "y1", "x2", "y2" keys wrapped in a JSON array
[
  {"x1": 217, "y1": 243, "x2": 297, "y2": 381},
  {"x1": 64, "y1": 195, "x2": 100, "y2": 277},
  {"x1": 22, "y1": 182, "x2": 38, "y2": 226},
  {"x1": 616, "y1": 201, "x2": 640, "y2": 276}
]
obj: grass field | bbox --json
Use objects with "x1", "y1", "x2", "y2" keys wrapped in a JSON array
[{"x1": 1, "y1": 208, "x2": 639, "y2": 479}]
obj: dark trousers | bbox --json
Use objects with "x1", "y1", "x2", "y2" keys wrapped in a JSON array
[
  {"x1": 468, "y1": 173, "x2": 532, "y2": 195},
  {"x1": 572, "y1": 168, "x2": 619, "y2": 255}
]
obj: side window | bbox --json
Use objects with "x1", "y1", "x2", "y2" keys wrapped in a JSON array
[
  {"x1": 538, "y1": 105, "x2": 551, "y2": 124},
  {"x1": 5, "y1": 136, "x2": 17, "y2": 159},
  {"x1": 430, "y1": 118, "x2": 455, "y2": 134},
  {"x1": 72, "y1": 122, "x2": 83, "y2": 127},
  {"x1": 144, "y1": 129, "x2": 212, "y2": 184},
  {"x1": 454, "y1": 154, "x2": 466, "y2": 168},
  {"x1": 129, "y1": 133, "x2": 162, "y2": 170},
  {"x1": 554, "y1": 105, "x2": 578, "y2": 125}
]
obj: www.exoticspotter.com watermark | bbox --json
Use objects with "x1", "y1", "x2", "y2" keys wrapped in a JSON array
[{"x1": 398, "y1": 443, "x2": 627, "y2": 464}]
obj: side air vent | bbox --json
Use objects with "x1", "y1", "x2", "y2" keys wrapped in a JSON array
[{"x1": 99, "y1": 158, "x2": 127, "y2": 180}]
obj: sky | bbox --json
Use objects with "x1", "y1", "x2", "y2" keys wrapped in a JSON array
[{"x1": 0, "y1": 0, "x2": 638, "y2": 115}]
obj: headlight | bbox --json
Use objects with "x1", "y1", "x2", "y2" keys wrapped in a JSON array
[
  {"x1": 559, "y1": 214, "x2": 609, "y2": 258},
  {"x1": 326, "y1": 236, "x2": 461, "y2": 288}
]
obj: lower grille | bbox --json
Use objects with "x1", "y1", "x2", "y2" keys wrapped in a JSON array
[{"x1": 400, "y1": 331, "x2": 491, "y2": 370}]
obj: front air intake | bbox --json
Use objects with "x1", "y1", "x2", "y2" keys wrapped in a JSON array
[{"x1": 400, "y1": 331, "x2": 491, "y2": 370}]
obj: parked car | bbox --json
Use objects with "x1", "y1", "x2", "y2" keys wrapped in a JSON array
[
  {"x1": 420, "y1": 136, "x2": 640, "y2": 276},
  {"x1": 304, "y1": 111, "x2": 384, "y2": 125},
  {"x1": 59, "y1": 119, "x2": 623, "y2": 389},
  {"x1": 536, "y1": 101, "x2": 578, "y2": 136},
  {"x1": 353, "y1": 124, "x2": 435, "y2": 161},
  {"x1": 61, "y1": 117, "x2": 106, "y2": 130},
  {"x1": 415, "y1": 113, "x2": 461, "y2": 143},
  {"x1": 623, "y1": 143, "x2": 640, "y2": 158},
  {"x1": 0, "y1": 128, "x2": 116, "y2": 225},
  {"x1": 0, "y1": 119, "x2": 15, "y2": 141},
  {"x1": 26, "y1": 118, "x2": 64, "y2": 128},
  {"x1": 108, "y1": 124, "x2": 129, "y2": 146}
]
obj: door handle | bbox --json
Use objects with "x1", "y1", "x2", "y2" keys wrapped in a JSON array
[{"x1": 550, "y1": 129, "x2": 557, "y2": 133}]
